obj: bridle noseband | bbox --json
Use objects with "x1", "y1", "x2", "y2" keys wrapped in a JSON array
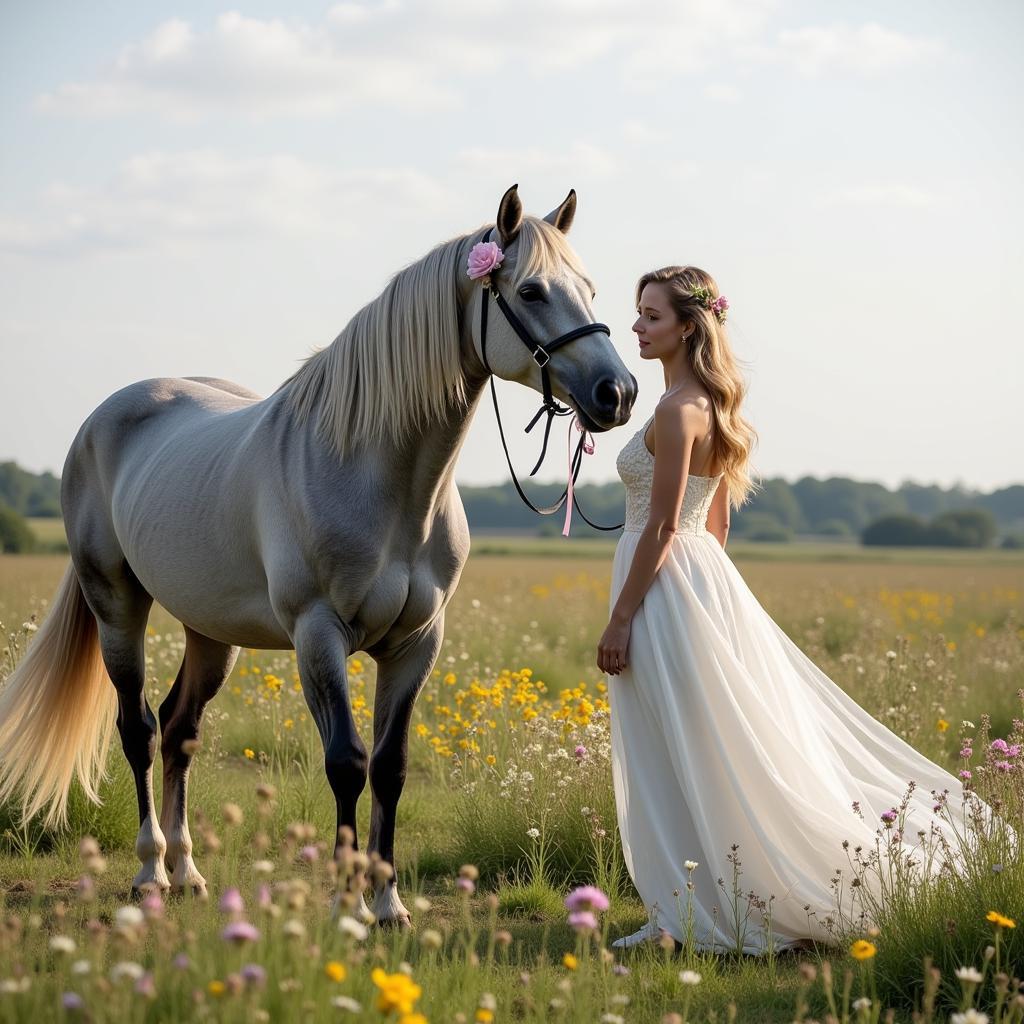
[{"x1": 476, "y1": 228, "x2": 623, "y2": 532}]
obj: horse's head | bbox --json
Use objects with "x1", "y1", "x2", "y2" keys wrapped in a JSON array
[{"x1": 468, "y1": 185, "x2": 637, "y2": 432}]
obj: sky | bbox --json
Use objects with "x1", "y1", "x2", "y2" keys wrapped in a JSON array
[{"x1": 1, "y1": 0, "x2": 1022, "y2": 493}]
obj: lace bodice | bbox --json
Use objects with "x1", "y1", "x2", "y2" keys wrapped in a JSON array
[{"x1": 616, "y1": 416, "x2": 723, "y2": 535}]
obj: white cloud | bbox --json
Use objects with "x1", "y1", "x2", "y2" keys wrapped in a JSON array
[
  {"x1": 702, "y1": 83, "x2": 742, "y2": 103},
  {"x1": 456, "y1": 142, "x2": 618, "y2": 181},
  {"x1": 757, "y1": 22, "x2": 946, "y2": 78},
  {"x1": 34, "y1": 2, "x2": 781, "y2": 120},
  {"x1": 0, "y1": 151, "x2": 454, "y2": 256}
]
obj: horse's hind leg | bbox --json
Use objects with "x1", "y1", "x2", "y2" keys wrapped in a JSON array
[
  {"x1": 80, "y1": 560, "x2": 166, "y2": 893},
  {"x1": 158, "y1": 627, "x2": 239, "y2": 895}
]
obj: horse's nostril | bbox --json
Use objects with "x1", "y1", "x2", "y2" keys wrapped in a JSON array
[{"x1": 593, "y1": 378, "x2": 623, "y2": 413}]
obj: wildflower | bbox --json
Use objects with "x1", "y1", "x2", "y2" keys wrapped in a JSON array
[
  {"x1": 960, "y1": 770, "x2": 973, "y2": 780},
  {"x1": 331, "y1": 995, "x2": 362, "y2": 1012},
  {"x1": 338, "y1": 916, "x2": 369, "y2": 941},
  {"x1": 990, "y1": 739, "x2": 1009, "y2": 754},
  {"x1": 564, "y1": 885, "x2": 610, "y2": 913},
  {"x1": 140, "y1": 890, "x2": 164, "y2": 919},
  {"x1": 951, "y1": 1012, "x2": 990, "y2": 1024},
  {"x1": 885, "y1": 650, "x2": 897, "y2": 661},
  {"x1": 937, "y1": 719, "x2": 950, "y2": 732},
  {"x1": 71, "y1": 961, "x2": 91, "y2": 975},
  {"x1": 218, "y1": 888, "x2": 245, "y2": 916},
  {"x1": 135, "y1": 972, "x2": 156, "y2": 999},
  {"x1": 114, "y1": 906, "x2": 144, "y2": 929},
  {"x1": 300, "y1": 844, "x2": 319, "y2": 862},
  {"x1": 562, "y1": 953, "x2": 578, "y2": 970},
  {"x1": 420, "y1": 929, "x2": 443, "y2": 950},
  {"x1": 414, "y1": 896, "x2": 432, "y2": 912},
  {"x1": 456, "y1": 877, "x2": 475, "y2": 894},
  {"x1": 526, "y1": 827, "x2": 541, "y2": 840},
  {"x1": 853, "y1": 996, "x2": 871, "y2": 1011},
  {"x1": 244, "y1": 748, "x2": 255, "y2": 760},
  {"x1": 241, "y1": 963, "x2": 267, "y2": 989},
  {"x1": 986, "y1": 910, "x2": 1015, "y2": 929},
  {"x1": 283, "y1": 919, "x2": 307, "y2": 939},
  {"x1": 173, "y1": 953, "x2": 191, "y2": 970},
  {"x1": 956, "y1": 966, "x2": 984, "y2": 983},
  {"x1": 110, "y1": 961, "x2": 145, "y2": 983},
  {"x1": 679, "y1": 969, "x2": 702, "y2": 985},
  {"x1": 601, "y1": 1015, "x2": 625, "y2": 1024},
  {"x1": 253, "y1": 859, "x2": 275, "y2": 875},
  {"x1": 568, "y1": 910, "x2": 598, "y2": 933},
  {"x1": 221, "y1": 921, "x2": 260, "y2": 944},
  {"x1": 880, "y1": 808, "x2": 897, "y2": 826},
  {"x1": 49, "y1": 936, "x2": 76, "y2": 955},
  {"x1": 62, "y1": 992, "x2": 85, "y2": 1011},
  {"x1": 222, "y1": 802, "x2": 244, "y2": 825},
  {"x1": 574, "y1": 744, "x2": 588, "y2": 759},
  {"x1": 684, "y1": 860, "x2": 699, "y2": 871},
  {"x1": 370, "y1": 968, "x2": 422, "y2": 1015},
  {"x1": 612, "y1": 964, "x2": 630, "y2": 976},
  {"x1": 208, "y1": 980, "x2": 226, "y2": 997},
  {"x1": 324, "y1": 961, "x2": 347, "y2": 983},
  {"x1": 850, "y1": 939, "x2": 877, "y2": 960},
  {"x1": 476, "y1": 1011, "x2": 494, "y2": 1023}
]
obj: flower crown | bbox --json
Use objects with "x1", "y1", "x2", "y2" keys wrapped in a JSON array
[{"x1": 689, "y1": 285, "x2": 729, "y2": 325}]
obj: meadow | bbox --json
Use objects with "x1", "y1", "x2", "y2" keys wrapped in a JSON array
[{"x1": 0, "y1": 543, "x2": 1022, "y2": 1023}]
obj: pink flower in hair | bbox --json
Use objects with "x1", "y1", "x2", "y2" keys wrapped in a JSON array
[{"x1": 467, "y1": 240, "x2": 505, "y2": 280}]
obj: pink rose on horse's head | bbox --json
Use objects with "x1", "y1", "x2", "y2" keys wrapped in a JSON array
[{"x1": 467, "y1": 241, "x2": 505, "y2": 280}]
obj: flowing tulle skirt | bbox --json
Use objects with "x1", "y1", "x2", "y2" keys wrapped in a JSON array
[{"x1": 608, "y1": 530, "x2": 1002, "y2": 954}]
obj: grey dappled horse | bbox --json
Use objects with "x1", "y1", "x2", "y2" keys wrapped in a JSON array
[{"x1": 0, "y1": 185, "x2": 637, "y2": 925}]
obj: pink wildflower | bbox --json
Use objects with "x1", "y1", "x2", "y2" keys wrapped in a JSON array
[
  {"x1": 959, "y1": 769, "x2": 972, "y2": 780},
  {"x1": 960, "y1": 747, "x2": 973, "y2": 759},
  {"x1": 990, "y1": 739, "x2": 1009, "y2": 754},
  {"x1": 564, "y1": 885, "x2": 610, "y2": 913},
  {"x1": 456, "y1": 877, "x2": 475, "y2": 894},
  {"x1": 880, "y1": 808, "x2": 898, "y2": 826},
  {"x1": 218, "y1": 888, "x2": 244, "y2": 916},
  {"x1": 300, "y1": 845, "x2": 319, "y2": 863},
  {"x1": 568, "y1": 910, "x2": 598, "y2": 932},
  {"x1": 574, "y1": 745, "x2": 587, "y2": 760},
  {"x1": 241, "y1": 964, "x2": 267, "y2": 989}
]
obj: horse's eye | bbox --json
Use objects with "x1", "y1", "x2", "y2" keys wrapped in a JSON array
[{"x1": 519, "y1": 284, "x2": 545, "y2": 303}]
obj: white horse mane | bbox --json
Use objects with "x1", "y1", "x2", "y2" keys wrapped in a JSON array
[{"x1": 281, "y1": 216, "x2": 594, "y2": 457}]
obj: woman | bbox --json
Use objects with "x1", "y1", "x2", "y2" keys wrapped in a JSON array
[{"x1": 597, "y1": 266, "x2": 998, "y2": 953}]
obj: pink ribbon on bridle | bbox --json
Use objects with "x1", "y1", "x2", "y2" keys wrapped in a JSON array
[{"x1": 563, "y1": 417, "x2": 596, "y2": 537}]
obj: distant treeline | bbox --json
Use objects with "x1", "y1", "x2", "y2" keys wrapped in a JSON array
[{"x1": 2, "y1": 459, "x2": 1023, "y2": 551}]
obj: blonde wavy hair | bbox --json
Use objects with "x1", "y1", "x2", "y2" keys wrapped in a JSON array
[{"x1": 636, "y1": 266, "x2": 760, "y2": 510}]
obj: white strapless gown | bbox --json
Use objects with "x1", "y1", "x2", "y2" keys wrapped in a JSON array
[{"x1": 608, "y1": 418, "x2": 1004, "y2": 954}]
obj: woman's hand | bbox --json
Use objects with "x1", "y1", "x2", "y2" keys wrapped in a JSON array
[{"x1": 597, "y1": 614, "x2": 631, "y2": 676}]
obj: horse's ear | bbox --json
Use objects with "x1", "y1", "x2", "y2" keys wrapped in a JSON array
[
  {"x1": 543, "y1": 189, "x2": 576, "y2": 234},
  {"x1": 496, "y1": 184, "x2": 523, "y2": 246}
]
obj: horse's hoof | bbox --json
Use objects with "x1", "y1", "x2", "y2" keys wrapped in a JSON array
[{"x1": 375, "y1": 913, "x2": 413, "y2": 931}]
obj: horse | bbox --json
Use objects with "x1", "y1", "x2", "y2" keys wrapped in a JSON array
[{"x1": 0, "y1": 184, "x2": 637, "y2": 925}]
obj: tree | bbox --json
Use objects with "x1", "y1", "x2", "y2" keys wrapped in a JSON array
[
  {"x1": 862, "y1": 515, "x2": 929, "y2": 546},
  {"x1": 0, "y1": 501, "x2": 35, "y2": 553},
  {"x1": 928, "y1": 509, "x2": 997, "y2": 548}
]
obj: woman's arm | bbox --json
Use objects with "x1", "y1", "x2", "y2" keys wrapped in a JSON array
[
  {"x1": 706, "y1": 477, "x2": 730, "y2": 549},
  {"x1": 597, "y1": 401, "x2": 702, "y2": 675}
]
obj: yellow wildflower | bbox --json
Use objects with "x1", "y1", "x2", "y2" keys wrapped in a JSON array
[
  {"x1": 324, "y1": 961, "x2": 347, "y2": 982},
  {"x1": 562, "y1": 953, "x2": 578, "y2": 970},
  {"x1": 399, "y1": 1015, "x2": 429, "y2": 1024},
  {"x1": 937, "y1": 719, "x2": 950, "y2": 732},
  {"x1": 372, "y1": 967, "x2": 422, "y2": 1015},
  {"x1": 485, "y1": 755, "x2": 496, "y2": 766},
  {"x1": 208, "y1": 980, "x2": 226, "y2": 997},
  {"x1": 850, "y1": 939, "x2": 876, "y2": 960},
  {"x1": 243, "y1": 748, "x2": 255, "y2": 760},
  {"x1": 476, "y1": 1010, "x2": 494, "y2": 1023},
  {"x1": 987, "y1": 911, "x2": 1016, "y2": 929},
  {"x1": 284, "y1": 718, "x2": 294, "y2": 730}
]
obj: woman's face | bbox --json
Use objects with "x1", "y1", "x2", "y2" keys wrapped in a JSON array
[{"x1": 632, "y1": 282, "x2": 690, "y2": 360}]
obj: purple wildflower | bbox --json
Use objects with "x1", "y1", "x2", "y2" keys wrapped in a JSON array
[
  {"x1": 990, "y1": 739, "x2": 1009, "y2": 754},
  {"x1": 456, "y1": 877, "x2": 475, "y2": 894},
  {"x1": 959, "y1": 769, "x2": 972, "y2": 780},
  {"x1": 880, "y1": 808, "x2": 898, "y2": 826},
  {"x1": 960, "y1": 747, "x2": 973, "y2": 759},
  {"x1": 134, "y1": 972, "x2": 156, "y2": 999},
  {"x1": 612, "y1": 964, "x2": 630, "y2": 976},
  {"x1": 62, "y1": 992, "x2": 85, "y2": 1011},
  {"x1": 241, "y1": 963, "x2": 267, "y2": 989},
  {"x1": 995, "y1": 760, "x2": 1011, "y2": 773},
  {"x1": 173, "y1": 953, "x2": 191, "y2": 971},
  {"x1": 221, "y1": 921, "x2": 261, "y2": 944},
  {"x1": 574, "y1": 745, "x2": 588, "y2": 760}
]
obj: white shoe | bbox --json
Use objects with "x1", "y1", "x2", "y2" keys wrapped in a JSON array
[{"x1": 611, "y1": 921, "x2": 662, "y2": 949}]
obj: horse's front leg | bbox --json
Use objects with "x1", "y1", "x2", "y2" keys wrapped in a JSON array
[
  {"x1": 367, "y1": 616, "x2": 444, "y2": 928},
  {"x1": 293, "y1": 605, "x2": 371, "y2": 916}
]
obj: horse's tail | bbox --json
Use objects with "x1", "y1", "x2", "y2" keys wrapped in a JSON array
[{"x1": 0, "y1": 562, "x2": 116, "y2": 827}]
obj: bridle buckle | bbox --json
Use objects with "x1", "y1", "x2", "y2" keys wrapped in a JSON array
[{"x1": 532, "y1": 347, "x2": 551, "y2": 368}]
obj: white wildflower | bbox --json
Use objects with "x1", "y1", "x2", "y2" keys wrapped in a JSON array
[
  {"x1": 49, "y1": 936, "x2": 76, "y2": 955},
  {"x1": 110, "y1": 961, "x2": 145, "y2": 983},
  {"x1": 331, "y1": 995, "x2": 362, "y2": 1012},
  {"x1": 679, "y1": 969, "x2": 702, "y2": 985},
  {"x1": 338, "y1": 916, "x2": 369, "y2": 941},
  {"x1": 955, "y1": 966, "x2": 984, "y2": 983},
  {"x1": 114, "y1": 906, "x2": 144, "y2": 928}
]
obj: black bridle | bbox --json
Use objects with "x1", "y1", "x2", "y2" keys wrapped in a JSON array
[{"x1": 476, "y1": 228, "x2": 624, "y2": 531}]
